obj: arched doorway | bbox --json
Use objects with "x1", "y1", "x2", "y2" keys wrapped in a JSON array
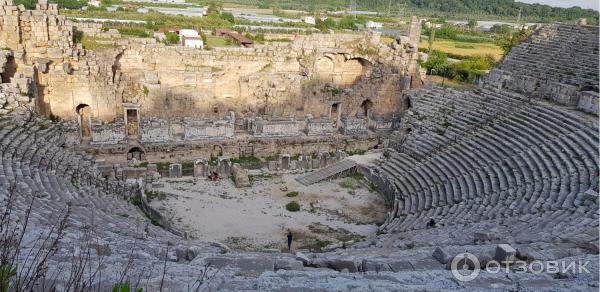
[
  {"x1": 340, "y1": 57, "x2": 372, "y2": 86},
  {"x1": 404, "y1": 97, "x2": 412, "y2": 111},
  {"x1": 315, "y1": 56, "x2": 334, "y2": 83},
  {"x1": 127, "y1": 147, "x2": 145, "y2": 161},
  {"x1": 76, "y1": 104, "x2": 92, "y2": 139},
  {"x1": 330, "y1": 102, "x2": 341, "y2": 128},
  {"x1": 1, "y1": 56, "x2": 16, "y2": 83},
  {"x1": 360, "y1": 99, "x2": 373, "y2": 118}
]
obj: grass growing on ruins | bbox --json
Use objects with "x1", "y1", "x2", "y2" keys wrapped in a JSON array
[
  {"x1": 350, "y1": 172, "x2": 364, "y2": 180},
  {"x1": 285, "y1": 191, "x2": 299, "y2": 198},
  {"x1": 181, "y1": 161, "x2": 194, "y2": 176},
  {"x1": 230, "y1": 155, "x2": 261, "y2": 164},
  {"x1": 338, "y1": 179, "x2": 360, "y2": 190},
  {"x1": 419, "y1": 39, "x2": 503, "y2": 61},
  {"x1": 146, "y1": 190, "x2": 167, "y2": 202},
  {"x1": 285, "y1": 201, "x2": 301, "y2": 212},
  {"x1": 263, "y1": 155, "x2": 278, "y2": 161},
  {"x1": 80, "y1": 35, "x2": 117, "y2": 50},
  {"x1": 346, "y1": 149, "x2": 366, "y2": 156},
  {"x1": 153, "y1": 162, "x2": 171, "y2": 174}
]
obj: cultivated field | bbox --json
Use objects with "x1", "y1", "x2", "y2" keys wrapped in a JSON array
[{"x1": 419, "y1": 38, "x2": 504, "y2": 60}]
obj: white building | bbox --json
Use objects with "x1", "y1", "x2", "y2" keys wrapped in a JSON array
[
  {"x1": 88, "y1": 0, "x2": 101, "y2": 7},
  {"x1": 153, "y1": 32, "x2": 166, "y2": 41},
  {"x1": 183, "y1": 37, "x2": 204, "y2": 49},
  {"x1": 365, "y1": 21, "x2": 383, "y2": 29},
  {"x1": 179, "y1": 29, "x2": 199, "y2": 38},
  {"x1": 303, "y1": 16, "x2": 316, "y2": 25}
]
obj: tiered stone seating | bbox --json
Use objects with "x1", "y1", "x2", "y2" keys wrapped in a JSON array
[
  {"x1": 0, "y1": 23, "x2": 598, "y2": 291},
  {"x1": 374, "y1": 33, "x2": 599, "y2": 251},
  {"x1": 493, "y1": 24, "x2": 599, "y2": 88},
  {"x1": 0, "y1": 115, "x2": 181, "y2": 263}
]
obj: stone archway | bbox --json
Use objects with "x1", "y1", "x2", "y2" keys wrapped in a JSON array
[
  {"x1": 315, "y1": 56, "x2": 335, "y2": 83},
  {"x1": 330, "y1": 102, "x2": 341, "y2": 128},
  {"x1": 76, "y1": 104, "x2": 92, "y2": 139},
  {"x1": 340, "y1": 57, "x2": 371, "y2": 86},
  {"x1": 1, "y1": 55, "x2": 17, "y2": 83},
  {"x1": 127, "y1": 146, "x2": 145, "y2": 161},
  {"x1": 360, "y1": 99, "x2": 374, "y2": 118}
]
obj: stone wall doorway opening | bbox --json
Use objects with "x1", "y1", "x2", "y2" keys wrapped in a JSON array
[
  {"x1": 330, "y1": 102, "x2": 341, "y2": 128},
  {"x1": 127, "y1": 147, "x2": 144, "y2": 162},
  {"x1": 76, "y1": 104, "x2": 92, "y2": 139},
  {"x1": 125, "y1": 108, "x2": 140, "y2": 137},
  {"x1": 361, "y1": 99, "x2": 373, "y2": 119},
  {"x1": 1, "y1": 56, "x2": 17, "y2": 83}
]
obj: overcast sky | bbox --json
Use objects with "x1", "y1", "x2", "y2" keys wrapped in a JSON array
[{"x1": 518, "y1": 0, "x2": 599, "y2": 10}]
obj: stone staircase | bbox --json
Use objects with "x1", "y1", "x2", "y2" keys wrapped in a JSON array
[{"x1": 296, "y1": 159, "x2": 357, "y2": 185}]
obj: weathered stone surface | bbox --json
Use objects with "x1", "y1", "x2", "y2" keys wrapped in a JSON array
[
  {"x1": 274, "y1": 258, "x2": 304, "y2": 271},
  {"x1": 232, "y1": 163, "x2": 250, "y2": 187},
  {"x1": 433, "y1": 247, "x2": 451, "y2": 264},
  {"x1": 205, "y1": 257, "x2": 275, "y2": 275},
  {"x1": 295, "y1": 252, "x2": 311, "y2": 266},
  {"x1": 169, "y1": 163, "x2": 182, "y2": 178},
  {"x1": 495, "y1": 244, "x2": 517, "y2": 263}
]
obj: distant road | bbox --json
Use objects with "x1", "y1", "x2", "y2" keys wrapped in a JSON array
[{"x1": 68, "y1": 17, "x2": 147, "y2": 24}]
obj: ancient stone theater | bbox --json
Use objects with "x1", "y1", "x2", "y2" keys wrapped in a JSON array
[{"x1": 0, "y1": 0, "x2": 598, "y2": 290}]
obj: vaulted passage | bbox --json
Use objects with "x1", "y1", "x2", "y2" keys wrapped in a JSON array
[
  {"x1": 76, "y1": 104, "x2": 92, "y2": 138},
  {"x1": 127, "y1": 147, "x2": 144, "y2": 161},
  {"x1": 1, "y1": 55, "x2": 16, "y2": 83},
  {"x1": 315, "y1": 55, "x2": 372, "y2": 87},
  {"x1": 126, "y1": 109, "x2": 139, "y2": 136}
]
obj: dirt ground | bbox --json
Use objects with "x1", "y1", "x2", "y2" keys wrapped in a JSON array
[{"x1": 149, "y1": 165, "x2": 387, "y2": 252}]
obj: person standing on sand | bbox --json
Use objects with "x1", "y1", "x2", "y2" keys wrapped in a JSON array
[{"x1": 287, "y1": 231, "x2": 293, "y2": 252}]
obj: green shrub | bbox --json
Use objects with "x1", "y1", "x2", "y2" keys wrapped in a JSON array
[
  {"x1": 286, "y1": 191, "x2": 299, "y2": 198},
  {"x1": 73, "y1": 30, "x2": 84, "y2": 44},
  {"x1": 164, "y1": 31, "x2": 179, "y2": 45},
  {"x1": 112, "y1": 282, "x2": 142, "y2": 292},
  {"x1": 263, "y1": 155, "x2": 278, "y2": 161},
  {"x1": 346, "y1": 149, "x2": 366, "y2": 156},
  {"x1": 286, "y1": 201, "x2": 300, "y2": 212},
  {"x1": 351, "y1": 172, "x2": 364, "y2": 180},
  {"x1": 117, "y1": 27, "x2": 150, "y2": 38},
  {"x1": 220, "y1": 12, "x2": 234, "y2": 23},
  {"x1": 421, "y1": 50, "x2": 449, "y2": 74},
  {"x1": 0, "y1": 264, "x2": 16, "y2": 292}
]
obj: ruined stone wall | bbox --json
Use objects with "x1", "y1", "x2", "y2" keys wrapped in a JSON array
[
  {"x1": 0, "y1": 0, "x2": 422, "y2": 124},
  {"x1": 485, "y1": 24, "x2": 599, "y2": 114},
  {"x1": 0, "y1": 1, "x2": 423, "y2": 158}
]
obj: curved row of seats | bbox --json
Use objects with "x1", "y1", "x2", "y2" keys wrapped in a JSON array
[
  {"x1": 496, "y1": 24, "x2": 599, "y2": 87},
  {"x1": 0, "y1": 115, "x2": 176, "y2": 255},
  {"x1": 375, "y1": 82, "x2": 598, "y2": 247}
]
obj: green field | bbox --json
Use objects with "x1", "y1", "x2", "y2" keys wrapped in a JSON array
[
  {"x1": 419, "y1": 38, "x2": 504, "y2": 61},
  {"x1": 205, "y1": 35, "x2": 236, "y2": 47}
]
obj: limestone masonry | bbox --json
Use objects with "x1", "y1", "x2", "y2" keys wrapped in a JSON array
[
  {"x1": 0, "y1": 1, "x2": 599, "y2": 291},
  {"x1": 0, "y1": 0, "x2": 424, "y2": 161}
]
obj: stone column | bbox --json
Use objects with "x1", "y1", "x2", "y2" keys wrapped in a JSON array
[
  {"x1": 169, "y1": 163, "x2": 182, "y2": 178},
  {"x1": 193, "y1": 159, "x2": 208, "y2": 178}
]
